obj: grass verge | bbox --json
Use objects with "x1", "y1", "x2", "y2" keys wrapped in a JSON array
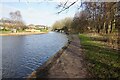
[{"x1": 79, "y1": 34, "x2": 120, "y2": 78}]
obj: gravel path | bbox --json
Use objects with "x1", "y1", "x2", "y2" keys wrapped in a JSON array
[{"x1": 42, "y1": 35, "x2": 90, "y2": 78}]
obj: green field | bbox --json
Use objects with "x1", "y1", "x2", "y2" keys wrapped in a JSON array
[{"x1": 79, "y1": 34, "x2": 120, "y2": 78}]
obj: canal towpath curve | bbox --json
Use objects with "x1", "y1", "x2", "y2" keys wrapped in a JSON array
[{"x1": 28, "y1": 34, "x2": 91, "y2": 79}]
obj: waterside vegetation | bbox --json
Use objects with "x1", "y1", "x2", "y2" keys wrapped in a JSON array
[{"x1": 52, "y1": 2, "x2": 119, "y2": 78}]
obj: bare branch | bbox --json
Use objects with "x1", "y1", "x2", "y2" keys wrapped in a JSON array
[
  {"x1": 63, "y1": 0, "x2": 69, "y2": 8},
  {"x1": 57, "y1": 0, "x2": 78, "y2": 14}
]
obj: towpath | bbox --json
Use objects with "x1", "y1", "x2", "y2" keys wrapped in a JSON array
[{"x1": 39, "y1": 35, "x2": 91, "y2": 78}]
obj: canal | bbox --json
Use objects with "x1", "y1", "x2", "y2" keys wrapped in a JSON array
[{"x1": 1, "y1": 32, "x2": 68, "y2": 78}]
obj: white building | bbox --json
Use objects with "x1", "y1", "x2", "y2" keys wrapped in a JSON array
[{"x1": 0, "y1": 26, "x2": 4, "y2": 30}]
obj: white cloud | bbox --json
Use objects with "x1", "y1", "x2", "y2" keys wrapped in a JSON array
[{"x1": 0, "y1": 3, "x2": 75, "y2": 26}]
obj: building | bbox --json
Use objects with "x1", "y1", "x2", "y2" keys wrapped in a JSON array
[
  {"x1": 27, "y1": 24, "x2": 36, "y2": 29},
  {"x1": 25, "y1": 29, "x2": 40, "y2": 32},
  {"x1": 35, "y1": 25, "x2": 47, "y2": 29},
  {"x1": 11, "y1": 29, "x2": 17, "y2": 33},
  {"x1": 25, "y1": 24, "x2": 48, "y2": 32},
  {"x1": 0, "y1": 26, "x2": 4, "y2": 30}
]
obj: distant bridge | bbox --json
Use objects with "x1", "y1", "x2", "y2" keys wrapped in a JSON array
[
  {"x1": 53, "y1": 26, "x2": 68, "y2": 34},
  {"x1": 54, "y1": 28, "x2": 64, "y2": 33}
]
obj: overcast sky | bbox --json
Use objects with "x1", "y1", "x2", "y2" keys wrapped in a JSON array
[{"x1": 0, "y1": 1, "x2": 80, "y2": 26}]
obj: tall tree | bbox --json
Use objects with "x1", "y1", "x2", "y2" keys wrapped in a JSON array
[{"x1": 9, "y1": 10, "x2": 25, "y2": 30}]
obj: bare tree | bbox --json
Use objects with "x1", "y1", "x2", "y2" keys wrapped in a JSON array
[
  {"x1": 9, "y1": 10, "x2": 25, "y2": 30},
  {"x1": 9, "y1": 10, "x2": 22, "y2": 21}
]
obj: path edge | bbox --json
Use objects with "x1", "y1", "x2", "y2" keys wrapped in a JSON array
[{"x1": 27, "y1": 34, "x2": 72, "y2": 79}]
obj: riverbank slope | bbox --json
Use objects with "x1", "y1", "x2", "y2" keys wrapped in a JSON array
[{"x1": 28, "y1": 35, "x2": 91, "y2": 79}]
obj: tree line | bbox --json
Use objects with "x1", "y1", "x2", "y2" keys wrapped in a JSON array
[
  {"x1": 52, "y1": 2, "x2": 119, "y2": 48},
  {"x1": 72, "y1": 2, "x2": 119, "y2": 34},
  {"x1": 0, "y1": 10, "x2": 26, "y2": 30}
]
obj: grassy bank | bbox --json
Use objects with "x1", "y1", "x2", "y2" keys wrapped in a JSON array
[{"x1": 79, "y1": 34, "x2": 120, "y2": 78}]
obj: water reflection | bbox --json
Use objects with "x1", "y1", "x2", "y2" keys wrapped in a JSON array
[{"x1": 2, "y1": 32, "x2": 68, "y2": 78}]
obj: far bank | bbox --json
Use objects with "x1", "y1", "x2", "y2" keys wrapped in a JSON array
[{"x1": 0, "y1": 32, "x2": 48, "y2": 36}]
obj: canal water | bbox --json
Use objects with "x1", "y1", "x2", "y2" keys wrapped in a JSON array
[{"x1": 1, "y1": 32, "x2": 68, "y2": 78}]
